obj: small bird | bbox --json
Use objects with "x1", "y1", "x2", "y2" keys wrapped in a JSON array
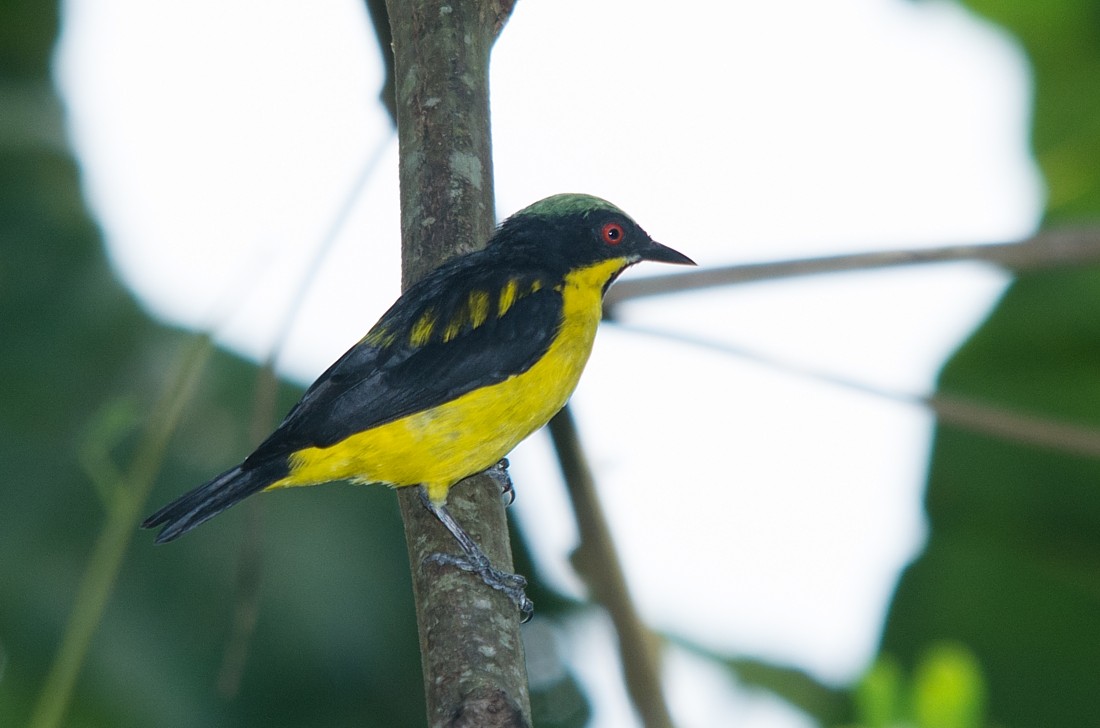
[{"x1": 143, "y1": 193, "x2": 694, "y2": 618}]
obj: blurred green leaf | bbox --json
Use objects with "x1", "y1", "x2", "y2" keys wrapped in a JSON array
[
  {"x1": 911, "y1": 642, "x2": 985, "y2": 728},
  {"x1": 964, "y1": 0, "x2": 1100, "y2": 222},
  {"x1": 854, "y1": 654, "x2": 904, "y2": 728},
  {"x1": 0, "y1": 4, "x2": 431, "y2": 726},
  {"x1": 881, "y1": 3, "x2": 1100, "y2": 726},
  {"x1": 0, "y1": 3, "x2": 586, "y2": 727}
]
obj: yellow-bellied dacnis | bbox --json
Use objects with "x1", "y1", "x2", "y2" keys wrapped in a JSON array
[{"x1": 142, "y1": 192, "x2": 695, "y2": 619}]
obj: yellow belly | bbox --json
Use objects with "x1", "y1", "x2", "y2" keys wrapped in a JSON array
[{"x1": 269, "y1": 257, "x2": 625, "y2": 504}]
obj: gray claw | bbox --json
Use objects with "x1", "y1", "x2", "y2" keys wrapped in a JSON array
[{"x1": 423, "y1": 551, "x2": 533, "y2": 620}]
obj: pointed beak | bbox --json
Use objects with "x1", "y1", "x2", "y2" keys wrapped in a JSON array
[{"x1": 640, "y1": 239, "x2": 696, "y2": 266}]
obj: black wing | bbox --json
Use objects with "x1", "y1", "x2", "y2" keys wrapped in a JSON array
[{"x1": 245, "y1": 260, "x2": 561, "y2": 465}]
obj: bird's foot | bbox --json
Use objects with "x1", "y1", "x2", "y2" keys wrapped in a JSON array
[
  {"x1": 418, "y1": 486, "x2": 533, "y2": 621},
  {"x1": 424, "y1": 551, "x2": 534, "y2": 621},
  {"x1": 481, "y1": 458, "x2": 515, "y2": 505}
]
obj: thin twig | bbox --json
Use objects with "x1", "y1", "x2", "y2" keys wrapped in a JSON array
[
  {"x1": 604, "y1": 226, "x2": 1100, "y2": 314},
  {"x1": 615, "y1": 321, "x2": 1100, "y2": 461},
  {"x1": 266, "y1": 133, "x2": 394, "y2": 358},
  {"x1": 548, "y1": 407, "x2": 676, "y2": 728},
  {"x1": 29, "y1": 337, "x2": 213, "y2": 728},
  {"x1": 929, "y1": 394, "x2": 1100, "y2": 459},
  {"x1": 215, "y1": 361, "x2": 279, "y2": 698},
  {"x1": 213, "y1": 130, "x2": 394, "y2": 697}
]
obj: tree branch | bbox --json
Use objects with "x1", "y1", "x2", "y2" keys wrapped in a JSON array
[
  {"x1": 603, "y1": 226, "x2": 1100, "y2": 314},
  {"x1": 548, "y1": 407, "x2": 675, "y2": 728},
  {"x1": 617, "y1": 321, "x2": 1100, "y2": 462},
  {"x1": 384, "y1": 1, "x2": 529, "y2": 726}
]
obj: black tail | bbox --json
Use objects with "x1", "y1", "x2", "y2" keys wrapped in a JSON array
[{"x1": 142, "y1": 458, "x2": 288, "y2": 543}]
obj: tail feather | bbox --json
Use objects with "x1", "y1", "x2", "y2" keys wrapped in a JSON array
[{"x1": 142, "y1": 459, "x2": 288, "y2": 543}]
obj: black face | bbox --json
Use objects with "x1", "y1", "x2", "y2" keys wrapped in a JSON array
[
  {"x1": 576, "y1": 210, "x2": 696, "y2": 268},
  {"x1": 493, "y1": 209, "x2": 695, "y2": 274}
]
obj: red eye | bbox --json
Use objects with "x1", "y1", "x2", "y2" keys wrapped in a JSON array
[{"x1": 601, "y1": 222, "x2": 625, "y2": 245}]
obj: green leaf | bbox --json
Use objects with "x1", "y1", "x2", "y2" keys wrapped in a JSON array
[
  {"x1": 912, "y1": 642, "x2": 985, "y2": 728},
  {"x1": 854, "y1": 655, "x2": 904, "y2": 728},
  {"x1": 962, "y1": 0, "x2": 1100, "y2": 221},
  {"x1": 880, "y1": 3, "x2": 1100, "y2": 726}
]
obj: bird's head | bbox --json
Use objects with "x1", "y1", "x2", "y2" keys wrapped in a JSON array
[{"x1": 491, "y1": 193, "x2": 695, "y2": 275}]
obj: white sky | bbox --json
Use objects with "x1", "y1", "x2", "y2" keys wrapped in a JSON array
[{"x1": 56, "y1": 0, "x2": 1041, "y2": 725}]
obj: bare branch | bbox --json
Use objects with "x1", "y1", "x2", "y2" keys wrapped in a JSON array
[
  {"x1": 604, "y1": 226, "x2": 1100, "y2": 315},
  {"x1": 616, "y1": 322, "x2": 1100, "y2": 462},
  {"x1": 930, "y1": 394, "x2": 1100, "y2": 460},
  {"x1": 548, "y1": 407, "x2": 676, "y2": 728}
]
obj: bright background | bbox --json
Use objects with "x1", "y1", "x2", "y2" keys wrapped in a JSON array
[
  {"x1": 51, "y1": 1, "x2": 1040, "y2": 726},
  {"x1": 17, "y1": 0, "x2": 1100, "y2": 727}
]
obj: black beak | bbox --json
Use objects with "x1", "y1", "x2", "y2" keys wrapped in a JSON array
[{"x1": 640, "y1": 239, "x2": 696, "y2": 266}]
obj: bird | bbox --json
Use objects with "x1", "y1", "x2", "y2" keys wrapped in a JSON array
[{"x1": 142, "y1": 192, "x2": 695, "y2": 618}]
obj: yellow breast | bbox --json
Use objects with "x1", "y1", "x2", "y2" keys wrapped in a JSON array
[{"x1": 271, "y1": 257, "x2": 628, "y2": 503}]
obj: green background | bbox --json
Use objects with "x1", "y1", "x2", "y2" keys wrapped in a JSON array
[{"x1": 2, "y1": 1, "x2": 1098, "y2": 726}]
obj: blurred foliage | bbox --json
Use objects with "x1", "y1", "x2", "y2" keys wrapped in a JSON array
[
  {"x1": 876, "y1": 2, "x2": 1100, "y2": 727},
  {"x1": 4, "y1": 0, "x2": 1100, "y2": 726},
  {"x1": 963, "y1": 0, "x2": 1100, "y2": 221},
  {"x1": 0, "y1": 3, "x2": 583, "y2": 727},
  {"x1": 850, "y1": 643, "x2": 986, "y2": 728},
  {"x1": 722, "y1": 654, "x2": 851, "y2": 724}
]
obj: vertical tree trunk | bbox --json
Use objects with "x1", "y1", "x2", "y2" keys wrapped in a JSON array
[{"x1": 384, "y1": 2, "x2": 529, "y2": 726}]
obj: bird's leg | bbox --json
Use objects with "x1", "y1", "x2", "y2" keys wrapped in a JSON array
[
  {"x1": 485, "y1": 457, "x2": 516, "y2": 505},
  {"x1": 419, "y1": 486, "x2": 533, "y2": 621}
]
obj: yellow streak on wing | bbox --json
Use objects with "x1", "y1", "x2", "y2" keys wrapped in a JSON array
[
  {"x1": 409, "y1": 309, "x2": 436, "y2": 347},
  {"x1": 498, "y1": 279, "x2": 519, "y2": 317},
  {"x1": 362, "y1": 327, "x2": 396, "y2": 347},
  {"x1": 443, "y1": 289, "x2": 491, "y2": 342},
  {"x1": 442, "y1": 312, "x2": 463, "y2": 343},
  {"x1": 270, "y1": 257, "x2": 628, "y2": 504},
  {"x1": 467, "y1": 290, "x2": 490, "y2": 328}
]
